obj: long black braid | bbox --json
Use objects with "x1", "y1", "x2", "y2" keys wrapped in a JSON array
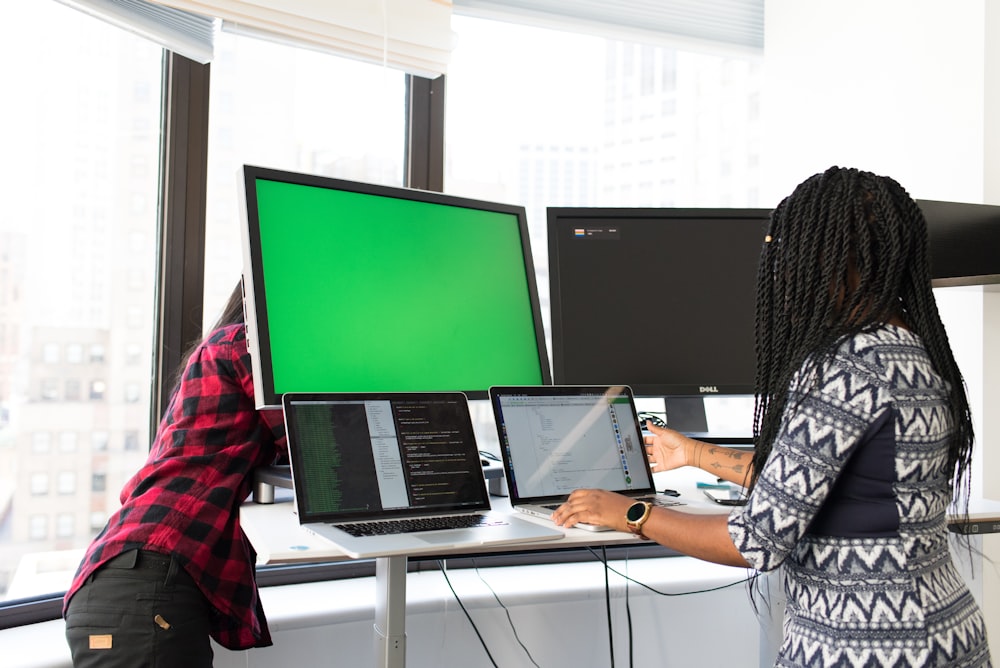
[{"x1": 748, "y1": 167, "x2": 974, "y2": 510}]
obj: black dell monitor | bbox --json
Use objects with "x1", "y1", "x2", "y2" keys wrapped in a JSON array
[
  {"x1": 547, "y1": 207, "x2": 770, "y2": 440},
  {"x1": 240, "y1": 166, "x2": 551, "y2": 409}
]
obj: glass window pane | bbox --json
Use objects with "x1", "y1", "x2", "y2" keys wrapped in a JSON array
[
  {"x1": 445, "y1": 16, "x2": 764, "y2": 377},
  {"x1": 203, "y1": 31, "x2": 406, "y2": 322},
  {"x1": 0, "y1": 3, "x2": 162, "y2": 602}
]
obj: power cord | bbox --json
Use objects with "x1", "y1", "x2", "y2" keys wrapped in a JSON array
[
  {"x1": 472, "y1": 559, "x2": 542, "y2": 668},
  {"x1": 437, "y1": 560, "x2": 499, "y2": 668},
  {"x1": 587, "y1": 547, "x2": 753, "y2": 668},
  {"x1": 602, "y1": 545, "x2": 615, "y2": 668},
  {"x1": 587, "y1": 547, "x2": 752, "y2": 595},
  {"x1": 438, "y1": 559, "x2": 546, "y2": 668}
]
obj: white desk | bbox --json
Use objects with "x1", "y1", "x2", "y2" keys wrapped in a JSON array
[{"x1": 241, "y1": 466, "x2": 729, "y2": 667}]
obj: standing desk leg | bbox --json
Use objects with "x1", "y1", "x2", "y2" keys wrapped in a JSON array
[{"x1": 374, "y1": 556, "x2": 407, "y2": 668}]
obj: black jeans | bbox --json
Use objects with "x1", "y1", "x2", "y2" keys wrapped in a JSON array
[{"x1": 65, "y1": 550, "x2": 213, "y2": 668}]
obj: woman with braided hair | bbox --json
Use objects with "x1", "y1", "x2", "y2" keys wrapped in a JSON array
[{"x1": 553, "y1": 166, "x2": 991, "y2": 666}]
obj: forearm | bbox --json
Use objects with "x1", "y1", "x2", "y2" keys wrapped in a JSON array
[
  {"x1": 687, "y1": 439, "x2": 753, "y2": 486},
  {"x1": 641, "y1": 507, "x2": 748, "y2": 568}
]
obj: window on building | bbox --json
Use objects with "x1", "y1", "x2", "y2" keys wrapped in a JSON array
[
  {"x1": 31, "y1": 432, "x2": 51, "y2": 454},
  {"x1": 91, "y1": 472, "x2": 107, "y2": 493},
  {"x1": 89, "y1": 380, "x2": 106, "y2": 401},
  {"x1": 29, "y1": 473, "x2": 49, "y2": 496},
  {"x1": 91, "y1": 431, "x2": 109, "y2": 452},
  {"x1": 28, "y1": 516, "x2": 48, "y2": 541},
  {"x1": 65, "y1": 379, "x2": 81, "y2": 401},
  {"x1": 66, "y1": 343, "x2": 84, "y2": 364},
  {"x1": 56, "y1": 514, "x2": 75, "y2": 539},
  {"x1": 123, "y1": 431, "x2": 140, "y2": 451},
  {"x1": 89, "y1": 345, "x2": 106, "y2": 364},
  {"x1": 57, "y1": 472, "x2": 76, "y2": 495},
  {"x1": 58, "y1": 432, "x2": 78, "y2": 453},
  {"x1": 42, "y1": 343, "x2": 60, "y2": 364},
  {"x1": 40, "y1": 378, "x2": 59, "y2": 401}
]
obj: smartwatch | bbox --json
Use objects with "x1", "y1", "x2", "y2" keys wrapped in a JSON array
[{"x1": 625, "y1": 501, "x2": 653, "y2": 538}]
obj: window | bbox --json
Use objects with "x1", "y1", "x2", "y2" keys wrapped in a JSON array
[
  {"x1": 42, "y1": 343, "x2": 60, "y2": 364},
  {"x1": 29, "y1": 473, "x2": 49, "y2": 496},
  {"x1": 444, "y1": 16, "x2": 763, "y2": 436},
  {"x1": 66, "y1": 343, "x2": 84, "y2": 364},
  {"x1": 0, "y1": 2, "x2": 161, "y2": 603},
  {"x1": 124, "y1": 382, "x2": 141, "y2": 403},
  {"x1": 89, "y1": 380, "x2": 106, "y2": 401},
  {"x1": 89, "y1": 345, "x2": 106, "y2": 364},
  {"x1": 65, "y1": 379, "x2": 81, "y2": 401},
  {"x1": 31, "y1": 433, "x2": 51, "y2": 454},
  {"x1": 56, "y1": 514, "x2": 75, "y2": 539},
  {"x1": 91, "y1": 472, "x2": 107, "y2": 493},
  {"x1": 202, "y1": 30, "x2": 406, "y2": 320},
  {"x1": 58, "y1": 432, "x2": 79, "y2": 453},
  {"x1": 91, "y1": 432, "x2": 109, "y2": 452},
  {"x1": 28, "y1": 516, "x2": 48, "y2": 541},
  {"x1": 123, "y1": 431, "x2": 140, "y2": 451},
  {"x1": 57, "y1": 472, "x2": 76, "y2": 495},
  {"x1": 40, "y1": 378, "x2": 59, "y2": 401}
]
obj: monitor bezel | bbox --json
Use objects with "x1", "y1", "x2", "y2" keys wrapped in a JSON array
[
  {"x1": 546, "y1": 206, "x2": 772, "y2": 399},
  {"x1": 239, "y1": 165, "x2": 552, "y2": 409}
]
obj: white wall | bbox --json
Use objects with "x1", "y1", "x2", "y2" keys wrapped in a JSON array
[{"x1": 761, "y1": 0, "x2": 986, "y2": 204}]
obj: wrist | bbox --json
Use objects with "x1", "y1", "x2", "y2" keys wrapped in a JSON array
[
  {"x1": 625, "y1": 501, "x2": 653, "y2": 538},
  {"x1": 685, "y1": 439, "x2": 702, "y2": 469}
]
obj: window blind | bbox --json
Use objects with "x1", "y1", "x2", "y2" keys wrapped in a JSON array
[
  {"x1": 152, "y1": 0, "x2": 454, "y2": 77},
  {"x1": 56, "y1": 0, "x2": 216, "y2": 63},
  {"x1": 453, "y1": 0, "x2": 764, "y2": 53}
]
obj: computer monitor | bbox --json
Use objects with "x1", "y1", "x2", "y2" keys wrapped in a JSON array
[
  {"x1": 546, "y1": 207, "x2": 770, "y2": 402},
  {"x1": 240, "y1": 166, "x2": 551, "y2": 409},
  {"x1": 918, "y1": 199, "x2": 1000, "y2": 286}
]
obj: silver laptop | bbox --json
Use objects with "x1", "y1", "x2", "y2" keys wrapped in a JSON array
[
  {"x1": 490, "y1": 385, "x2": 684, "y2": 532},
  {"x1": 282, "y1": 391, "x2": 563, "y2": 558}
]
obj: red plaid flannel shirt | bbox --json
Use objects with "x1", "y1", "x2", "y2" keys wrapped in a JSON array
[{"x1": 64, "y1": 324, "x2": 287, "y2": 649}]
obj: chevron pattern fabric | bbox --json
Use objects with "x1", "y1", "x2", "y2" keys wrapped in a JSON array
[{"x1": 729, "y1": 325, "x2": 991, "y2": 667}]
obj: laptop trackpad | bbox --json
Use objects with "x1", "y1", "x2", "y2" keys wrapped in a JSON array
[{"x1": 416, "y1": 530, "x2": 474, "y2": 545}]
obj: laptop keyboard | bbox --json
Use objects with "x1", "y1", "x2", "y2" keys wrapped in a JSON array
[{"x1": 334, "y1": 513, "x2": 505, "y2": 537}]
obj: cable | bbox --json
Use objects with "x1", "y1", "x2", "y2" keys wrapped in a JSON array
[
  {"x1": 624, "y1": 552, "x2": 634, "y2": 668},
  {"x1": 437, "y1": 560, "x2": 499, "y2": 668},
  {"x1": 585, "y1": 547, "x2": 752, "y2": 596},
  {"x1": 602, "y1": 546, "x2": 615, "y2": 668},
  {"x1": 472, "y1": 559, "x2": 542, "y2": 668}
]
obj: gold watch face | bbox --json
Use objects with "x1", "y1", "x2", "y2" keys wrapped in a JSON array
[{"x1": 626, "y1": 501, "x2": 647, "y2": 522}]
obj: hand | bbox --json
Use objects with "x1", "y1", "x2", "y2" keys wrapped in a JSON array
[
  {"x1": 551, "y1": 489, "x2": 634, "y2": 532},
  {"x1": 643, "y1": 421, "x2": 693, "y2": 472}
]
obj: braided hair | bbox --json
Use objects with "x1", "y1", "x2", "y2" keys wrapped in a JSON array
[{"x1": 748, "y1": 167, "x2": 974, "y2": 506}]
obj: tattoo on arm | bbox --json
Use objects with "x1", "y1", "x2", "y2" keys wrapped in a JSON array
[{"x1": 706, "y1": 447, "x2": 748, "y2": 475}]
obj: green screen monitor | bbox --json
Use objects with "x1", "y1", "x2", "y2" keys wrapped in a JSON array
[{"x1": 239, "y1": 166, "x2": 551, "y2": 409}]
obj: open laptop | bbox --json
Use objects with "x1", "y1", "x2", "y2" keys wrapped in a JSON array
[
  {"x1": 489, "y1": 384, "x2": 685, "y2": 532},
  {"x1": 282, "y1": 391, "x2": 563, "y2": 558}
]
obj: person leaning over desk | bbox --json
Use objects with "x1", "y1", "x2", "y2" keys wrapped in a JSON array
[
  {"x1": 552, "y1": 166, "x2": 992, "y2": 667},
  {"x1": 63, "y1": 281, "x2": 287, "y2": 667}
]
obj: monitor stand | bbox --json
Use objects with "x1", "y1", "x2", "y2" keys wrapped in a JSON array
[{"x1": 252, "y1": 465, "x2": 293, "y2": 504}]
